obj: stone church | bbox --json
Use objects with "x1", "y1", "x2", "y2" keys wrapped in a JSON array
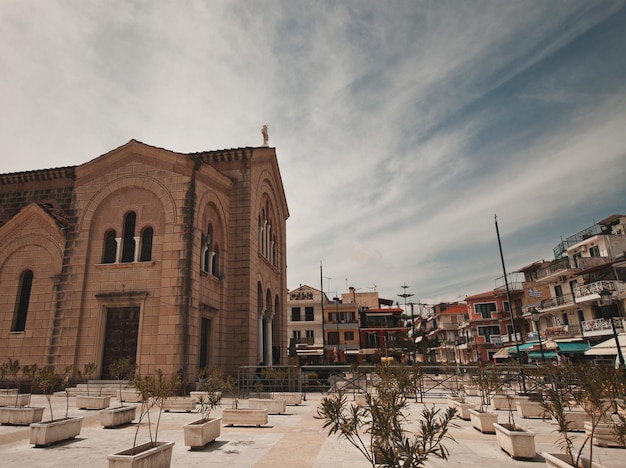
[{"x1": 0, "y1": 139, "x2": 289, "y2": 383}]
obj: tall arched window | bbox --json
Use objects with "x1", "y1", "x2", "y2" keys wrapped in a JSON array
[
  {"x1": 103, "y1": 229, "x2": 117, "y2": 263},
  {"x1": 13, "y1": 270, "x2": 33, "y2": 332},
  {"x1": 140, "y1": 227, "x2": 153, "y2": 261},
  {"x1": 211, "y1": 245, "x2": 219, "y2": 277},
  {"x1": 121, "y1": 212, "x2": 136, "y2": 263}
]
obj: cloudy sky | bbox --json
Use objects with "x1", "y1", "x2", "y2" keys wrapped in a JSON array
[{"x1": 2, "y1": 1, "x2": 626, "y2": 305}]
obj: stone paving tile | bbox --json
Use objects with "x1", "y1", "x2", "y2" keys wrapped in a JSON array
[{"x1": 0, "y1": 394, "x2": 624, "y2": 467}]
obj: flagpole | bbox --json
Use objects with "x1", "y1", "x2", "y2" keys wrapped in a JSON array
[
  {"x1": 495, "y1": 215, "x2": 527, "y2": 394},
  {"x1": 320, "y1": 261, "x2": 326, "y2": 362}
]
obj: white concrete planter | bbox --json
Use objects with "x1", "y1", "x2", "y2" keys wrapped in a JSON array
[
  {"x1": 30, "y1": 417, "x2": 83, "y2": 447},
  {"x1": 163, "y1": 396, "x2": 196, "y2": 412},
  {"x1": 541, "y1": 452, "x2": 602, "y2": 468},
  {"x1": 271, "y1": 392, "x2": 302, "y2": 405},
  {"x1": 469, "y1": 409, "x2": 498, "y2": 434},
  {"x1": 494, "y1": 423, "x2": 536, "y2": 459},
  {"x1": 183, "y1": 417, "x2": 221, "y2": 448},
  {"x1": 560, "y1": 411, "x2": 591, "y2": 432},
  {"x1": 222, "y1": 408, "x2": 268, "y2": 427},
  {"x1": 107, "y1": 441, "x2": 174, "y2": 468},
  {"x1": 464, "y1": 385, "x2": 480, "y2": 396},
  {"x1": 446, "y1": 395, "x2": 464, "y2": 409},
  {"x1": 516, "y1": 400, "x2": 549, "y2": 419},
  {"x1": 491, "y1": 393, "x2": 512, "y2": 410},
  {"x1": 248, "y1": 398, "x2": 286, "y2": 414},
  {"x1": 100, "y1": 406, "x2": 137, "y2": 428},
  {"x1": 0, "y1": 393, "x2": 30, "y2": 407},
  {"x1": 453, "y1": 400, "x2": 476, "y2": 420},
  {"x1": 0, "y1": 406, "x2": 44, "y2": 425},
  {"x1": 120, "y1": 389, "x2": 142, "y2": 403},
  {"x1": 189, "y1": 391, "x2": 221, "y2": 401},
  {"x1": 0, "y1": 388, "x2": 18, "y2": 395},
  {"x1": 585, "y1": 420, "x2": 626, "y2": 448},
  {"x1": 76, "y1": 395, "x2": 111, "y2": 410}
]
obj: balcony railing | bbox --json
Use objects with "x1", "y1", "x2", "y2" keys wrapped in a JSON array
[
  {"x1": 294, "y1": 337, "x2": 315, "y2": 345},
  {"x1": 581, "y1": 317, "x2": 625, "y2": 337},
  {"x1": 575, "y1": 280, "x2": 617, "y2": 298},
  {"x1": 540, "y1": 293, "x2": 575, "y2": 309},
  {"x1": 536, "y1": 257, "x2": 573, "y2": 280},
  {"x1": 500, "y1": 333, "x2": 521, "y2": 344}
]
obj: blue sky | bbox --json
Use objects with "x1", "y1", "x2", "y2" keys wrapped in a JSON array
[{"x1": 2, "y1": 1, "x2": 626, "y2": 305}]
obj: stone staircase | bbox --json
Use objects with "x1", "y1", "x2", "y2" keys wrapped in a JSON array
[{"x1": 53, "y1": 380, "x2": 131, "y2": 397}]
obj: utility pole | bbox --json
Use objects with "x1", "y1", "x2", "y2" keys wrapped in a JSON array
[{"x1": 398, "y1": 283, "x2": 415, "y2": 362}]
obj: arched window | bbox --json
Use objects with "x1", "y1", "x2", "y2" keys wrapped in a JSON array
[
  {"x1": 211, "y1": 245, "x2": 219, "y2": 277},
  {"x1": 13, "y1": 270, "x2": 33, "y2": 332},
  {"x1": 140, "y1": 227, "x2": 153, "y2": 261},
  {"x1": 121, "y1": 212, "x2": 136, "y2": 263},
  {"x1": 201, "y1": 226, "x2": 213, "y2": 273},
  {"x1": 103, "y1": 229, "x2": 117, "y2": 263}
]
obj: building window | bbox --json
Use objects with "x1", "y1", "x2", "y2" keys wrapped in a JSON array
[
  {"x1": 201, "y1": 225, "x2": 219, "y2": 276},
  {"x1": 474, "y1": 302, "x2": 496, "y2": 319},
  {"x1": 305, "y1": 330, "x2": 314, "y2": 339},
  {"x1": 12, "y1": 270, "x2": 33, "y2": 332},
  {"x1": 121, "y1": 211, "x2": 136, "y2": 263},
  {"x1": 328, "y1": 331, "x2": 339, "y2": 345},
  {"x1": 344, "y1": 331, "x2": 354, "y2": 341},
  {"x1": 291, "y1": 307, "x2": 301, "y2": 321},
  {"x1": 140, "y1": 227, "x2": 153, "y2": 261},
  {"x1": 478, "y1": 325, "x2": 501, "y2": 342},
  {"x1": 503, "y1": 301, "x2": 510, "y2": 312},
  {"x1": 365, "y1": 333, "x2": 379, "y2": 348},
  {"x1": 293, "y1": 330, "x2": 301, "y2": 340},
  {"x1": 589, "y1": 245, "x2": 601, "y2": 257},
  {"x1": 305, "y1": 307, "x2": 314, "y2": 321},
  {"x1": 103, "y1": 229, "x2": 117, "y2": 263}
]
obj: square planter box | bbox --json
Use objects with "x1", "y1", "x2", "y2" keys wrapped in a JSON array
[
  {"x1": 469, "y1": 409, "x2": 498, "y2": 433},
  {"x1": 101, "y1": 405, "x2": 137, "y2": 428},
  {"x1": 107, "y1": 441, "x2": 174, "y2": 468},
  {"x1": 222, "y1": 408, "x2": 268, "y2": 427},
  {"x1": 248, "y1": 398, "x2": 286, "y2": 414},
  {"x1": 491, "y1": 394, "x2": 513, "y2": 410},
  {"x1": 163, "y1": 396, "x2": 196, "y2": 412},
  {"x1": 30, "y1": 417, "x2": 83, "y2": 447},
  {"x1": 453, "y1": 400, "x2": 476, "y2": 421},
  {"x1": 271, "y1": 392, "x2": 302, "y2": 405},
  {"x1": 516, "y1": 400, "x2": 549, "y2": 419},
  {"x1": 0, "y1": 389, "x2": 18, "y2": 395},
  {"x1": 0, "y1": 393, "x2": 31, "y2": 407},
  {"x1": 0, "y1": 406, "x2": 44, "y2": 425},
  {"x1": 585, "y1": 420, "x2": 626, "y2": 448},
  {"x1": 541, "y1": 452, "x2": 602, "y2": 468},
  {"x1": 77, "y1": 395, "x2": 112, "y2": 410},
  {"x1": 494, "y1": 423, "x2": 536, "y2": 459},
  {"x1": 120, "y1": 389, "x2": 142, "y2": 403},
  {"x1": 183, "y1": 417, "x2": 221, "y2": 448},
  {"x1": 557, "y1": 411, "x2": 591, "y2": 432}
]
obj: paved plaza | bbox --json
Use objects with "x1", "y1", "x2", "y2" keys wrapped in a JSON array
[{"x1": 0, "y1": 393, "x2": 624, "y2": 467}]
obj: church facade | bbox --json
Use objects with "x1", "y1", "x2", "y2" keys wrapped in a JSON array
[{"x1": 0, "y1": 140, "x2": 289, "y2": 382}]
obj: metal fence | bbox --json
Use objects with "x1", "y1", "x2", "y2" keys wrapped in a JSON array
[{"x1": 236, "y1": 364, "x2": 544, "y2": 401}]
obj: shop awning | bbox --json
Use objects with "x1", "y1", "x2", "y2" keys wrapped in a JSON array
[
  {"x1": 492, "y1": 347, "x2": 511, "y2": 359},
  {"x1": 508, "y1": 342, "x2": 539, "y2": 354},
  {"x1": 555, "y1": 342, "x2": 589, "y2": 353},
  {"x1": 585, "y1": 333, "x2": 626, "y2": 356},
  {"x1": 528, "y1": 351, "x2": 557, "y2": 360}
]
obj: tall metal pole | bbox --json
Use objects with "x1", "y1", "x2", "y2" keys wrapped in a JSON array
[
  {"x1": 495, "y1": 215, "x2": 527, "y2": 394},
  {"x1": 398, "y1": 283, "x2": 415, "y2": 361},
  {"x1": 320, "y1": 262, "x2": 326, "y2": 362}
]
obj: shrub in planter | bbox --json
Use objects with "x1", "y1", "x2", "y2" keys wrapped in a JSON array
[
  {"x1": 30, "y1": 365, "x2": 83, "y2": 447},
  {"x1": 469, "y1": 363, "x2": 499, "y2": 433},
  {"x1": 107, "y1": 369, "x2": 178, "y2": 467},
  {"x1": 316, "y1": 363, "x2": 458, "y2": 467},
  {"x1": 183, "y1": 367, "x2": 229, "y2": 448},
  {"x1": 100, "y1": 357, "x2": 137, "y2": 428}
]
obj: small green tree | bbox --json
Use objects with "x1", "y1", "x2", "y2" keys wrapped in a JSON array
[
  {"x1": 316, "y1": 364, "x2": 457, "y2": 467},
  {"x1": 5, "y1": 358, "x2": 21, "y2": 407},
  {"x1": 131, "y1": 369, "x2": 179, "y2": 453},
  {"x1": 33, "y1": 365, "x2": 72, "y2": 420},
  {"x1": 77, "y1": 362, "x2": 97, "y2": 396},
  {"x1": 108, "y1": 356, "x2": 136, "y2": 408},
  {"x1": 196, "y1": 367, "x2": 227, "y2": 422}
]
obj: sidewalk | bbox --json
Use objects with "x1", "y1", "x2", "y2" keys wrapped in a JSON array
[{"x1": 0, "y1": 393, "x2": 623, "y2": 467}]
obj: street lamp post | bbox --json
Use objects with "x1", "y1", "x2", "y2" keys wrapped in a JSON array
[
  {"x1": 398, "y1": 283, "x2": 415, "y2": 362},
  {"x1": 530, "y1": 308, "x2": 546, "y2": 363},
  {"x1": 599, "y1": 288, "x2": 625, "y2": 372}
]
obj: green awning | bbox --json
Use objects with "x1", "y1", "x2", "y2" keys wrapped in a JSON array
[
  {"x1": 508, "y1": 342, "x2": 539, "y2": 354},
  {"x1": 556, "y1": 342, "x2": 589, "y2": 353},
  {"x1": 528, "y1": 351, "x2": 557, "y2": 360}
]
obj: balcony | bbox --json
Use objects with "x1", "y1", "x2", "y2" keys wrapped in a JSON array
[
  {"x1": 527, "y1": 325, "x2": 581, "y2": 341},
  {"x1": 536, "y1": 257, "x2": 576, "y2": 281},
  {"x1": 540, "y1": 293, "x2": 576, "y2": 311},
  {"x1": 294, "y1": 337, "x2": 315, "y2": 345},
  {"x1": 581, "y1": 317, "x2": 625, "y2": 338},
  {"x1": 500, "y1": 333, "x2": 522, "y2": 344},
  {"x1": 574, "y1": 280, "x2": 617, "y2": 300}
]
